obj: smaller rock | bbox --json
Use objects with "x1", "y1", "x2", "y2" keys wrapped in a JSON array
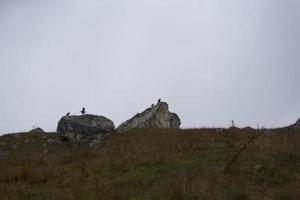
[
  {"x1": 11, "y1": 144, "x2": 18, "y2": 149},
  {"x1": 29, "y1": 128, "x2": 45, "y2": 134}
]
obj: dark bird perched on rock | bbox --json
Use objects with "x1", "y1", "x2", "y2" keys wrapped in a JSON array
[
  {"x1": 81, "y1": 107, "x2": 86, "y2": 115},
  {"x1": 231, "y1": 120, "x2": 235, "y2": 128},
  {"x1": 151, "y1": 104, "x2": 154, "y2": 107},
  {"x1": 157, "y1": 98, "x2": 161, "y2": 103},
  {"x1": 66, "y1": 112, "x2": 70, "y2": 116}
]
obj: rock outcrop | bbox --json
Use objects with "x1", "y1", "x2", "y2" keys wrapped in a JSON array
[
  {"x1": 29, "y1": 128, "x2": 45, "y2": 134},
  {"x1": 117, "y1": 102, "x2": 181, "y2": 133},
  {"x1": 57, "y1": 114, "x2": 115, "y2": 139}
]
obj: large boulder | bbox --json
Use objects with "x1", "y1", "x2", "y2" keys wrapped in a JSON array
[
  {"x1": 117, "y1": 102, "x2": 181, "y2": 133},
  {"x1": 57, "y1": 114, "x2": 115, "y2": 139}
]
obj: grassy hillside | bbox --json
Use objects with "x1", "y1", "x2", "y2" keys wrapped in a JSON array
[{"x1": 0, "y1": 128, "x2": 300, "y2": 200}]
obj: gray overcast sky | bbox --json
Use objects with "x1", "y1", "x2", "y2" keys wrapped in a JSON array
[{"x1": 1, "y1": 0, "x2": 300, "y2": 133}]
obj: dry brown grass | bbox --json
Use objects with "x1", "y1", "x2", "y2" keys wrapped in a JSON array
[{"x1": 0, "y1": 128, "x2": 300, "y2": 199}]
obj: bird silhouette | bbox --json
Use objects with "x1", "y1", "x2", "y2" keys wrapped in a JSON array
[
  {"x1": 81, "y1": 107, "x2": 86, "y2": 115},
  {"x1": 66, "y1": 112, "x2": 70, "y2": 116}
]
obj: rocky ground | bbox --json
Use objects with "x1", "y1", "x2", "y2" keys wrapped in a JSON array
[{"x1": 0, "y1": 128, "x2": 300, "y2": 200}]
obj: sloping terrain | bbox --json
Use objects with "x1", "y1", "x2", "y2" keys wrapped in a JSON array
[{"x1": 0, "y1": 128, "x2": 300, "y2": 200}]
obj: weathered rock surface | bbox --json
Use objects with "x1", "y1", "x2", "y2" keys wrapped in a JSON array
[
  {"x1": 57, "y1": 114, "x2": 115, "y2": 139},
  {"x1": 29, "y1": 128, "x2": 45, "y2": 134},
  {"x1": 117, "y1": 102, "x2": 181, "y2": 133}
]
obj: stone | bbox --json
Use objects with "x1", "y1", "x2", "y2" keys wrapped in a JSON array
[
  {"x1": 11, "y1": 144, "x2": 18, "y2": 149},
  {"x1": 29, "y1": 127, "x2": 45, "y2": 134},
  {"x1": 57, "y1": 114, "x2": 115, "y2": 139},
  {"x1": 117, "y1": 101, "x2": 181, "y2": 133}
]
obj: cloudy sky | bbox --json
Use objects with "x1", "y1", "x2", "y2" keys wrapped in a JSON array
[{"x1": 0, "y1": 0, "x2": 300, "y2": 133}]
